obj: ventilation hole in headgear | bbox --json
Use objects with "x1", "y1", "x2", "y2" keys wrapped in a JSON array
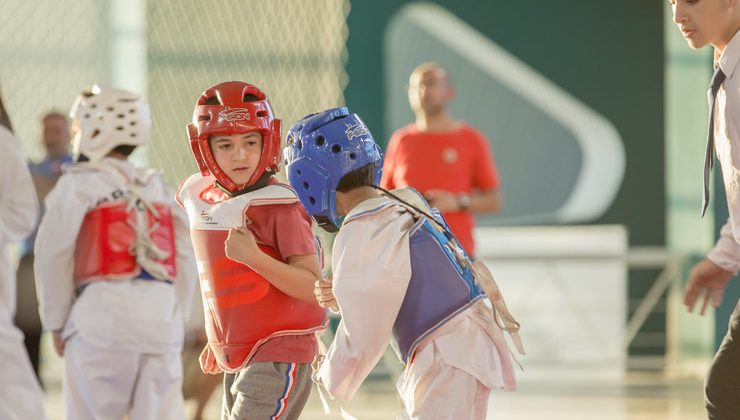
[
  {"x1": 84, "y1": 113, "x2": 90, "y2": 119},
  {"x1": 204, "y1": 96, "x2": 221, "y2": 105},
  {"x1": 129, "y1": 108, "x2": 136, "y2": 113},
  {"x1": 107, "y1": 106, "x2": 114, "y2": 111},
  {"x1": 117, "y1": 114, "x2": 125, "y2": 119},
  {"x1": 256, "y1": 110, "x2": 268, "y2": 118},
  {"x1": 331, "y1": 144, "x2": 341, "y2": 153},
  {"x1": 349, "y1": 153, "x2": 357, "y2": 160},
  {"x1": 297, "y1": 140, "x2": 303, "y2": 150},
  {"x1": 302, "y1": 181, "x2": 309, "y2": 190},
  {"x1": 130, "y1": 133, "x2": 137, "y2": 138},
  {"x1": 90, "y1": 103, "x2": 97, "y2": 108},
  {"x1": 309, "y1": 196, "x2": 316, "y2": 205},
  {"x1": 296, "y1": 169, "x2": 302, "y2": 176},
  {"x1": 130, "y1": 121, "x2": 136, "y2": 126},
  {"x1": 284, "y1": 159, "x2": 289, "y2": 165},
  {"x1": 198, "y1": 115, "x2": 211, "y2": 122},
  {"x1": 243, "y1": 94, "x2": 260, "y2": 103},
  {"x1": 116, "y1": 126, "x2": 124, "y2": 131},
  {"x1": 316, "y1": 136, "x2": 326, "y2": 146},
  {"x1": 91, "y1": 129, "x2": 101, "y2": 139}
]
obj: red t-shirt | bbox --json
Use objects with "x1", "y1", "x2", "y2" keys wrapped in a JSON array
[
  {"x1": 380, "y1": 124, "x2": 500, "y2": 255},
  {"x1": 243, "y1": 198, "x2": 319, "y2": 365}
]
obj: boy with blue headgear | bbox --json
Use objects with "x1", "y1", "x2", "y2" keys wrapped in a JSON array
[{"x1": 283, "y1": 107, "x2": 522, "y2": 419}]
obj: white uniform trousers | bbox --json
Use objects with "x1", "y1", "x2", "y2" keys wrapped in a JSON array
[
  {"x1": 0, "y1": 308, "x2": 47, "y2": 420},
  {"x1": 397, "y1": 339, "x2": 491, "y2": 420},
  {"x1": 63, "y1": 336, "x2": 185, "y2": 420}
]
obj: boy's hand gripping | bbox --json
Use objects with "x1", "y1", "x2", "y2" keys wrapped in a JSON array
[
  {"x1": 314, "y1": 277, "x2": 338, "y2": 311},
  {"x1": 199, "y1": 345, "x2": 223, "y2": 375},
  {"x1": 225, "y1": 226, "x2": 261, "y2": 265}
]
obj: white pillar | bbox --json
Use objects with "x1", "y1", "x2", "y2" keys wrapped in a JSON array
[{"x1": 108, "y1": 0, "x2": 148, "y2": 165}]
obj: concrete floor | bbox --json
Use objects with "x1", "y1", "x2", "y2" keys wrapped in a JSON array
[{"x1": 39, "y1": 345, "x2": 707, "y2": 420}]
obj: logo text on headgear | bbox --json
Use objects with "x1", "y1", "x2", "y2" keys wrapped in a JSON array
[
  {"x1": 218, "y1": 107, "x2": 251, "y2": 123},
  {"x1": 345, "y1": 122, "x2": 368, "y2": 141}
]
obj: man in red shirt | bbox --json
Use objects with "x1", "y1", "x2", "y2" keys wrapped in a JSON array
[{"x1": 381, "y1": 62, "x2": 502, "y2": 256}]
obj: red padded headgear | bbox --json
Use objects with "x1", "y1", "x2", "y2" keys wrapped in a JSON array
[{"x1": 187, "y1": 81, "x2": 282, "y2": 192}]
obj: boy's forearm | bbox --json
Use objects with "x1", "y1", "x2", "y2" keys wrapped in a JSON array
[{"x1": 239, "y1": 251, "x2": 319, "y2": 303}]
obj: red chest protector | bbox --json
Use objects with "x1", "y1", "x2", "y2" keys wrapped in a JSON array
[
  {"x1": 177, "y1": 173, "x2": 327, "y2": 372},
  {"x1": 74, "y1": 202, "x2": 176, "y2": 286},
  {"x1": 72, "y1": 163, "x2": 177, "y2": 288}
]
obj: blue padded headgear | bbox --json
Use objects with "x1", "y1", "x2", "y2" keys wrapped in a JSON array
[{"x1": 283, "y1": 107, "x2": 383, "y2": 232}]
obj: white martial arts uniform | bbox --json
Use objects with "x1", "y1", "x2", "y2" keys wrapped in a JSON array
[
  {"x1": 0, "y1": 127, "x2": 47, "y2": 420},
  {"x1": 35, "y1": 157, "x2": 197, "y2": 420},
  {"x1": 317, "y1": 195, "x2": 516, "y2": 420}
]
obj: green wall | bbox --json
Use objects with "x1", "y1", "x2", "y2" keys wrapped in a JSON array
[{"x1": 346, "y1": 0, "x2": 664, "y2": 244}]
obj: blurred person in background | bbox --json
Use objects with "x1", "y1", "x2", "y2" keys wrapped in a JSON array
[
  {"x1": 381, "y1": 62, "x2": 502, "y2": 258},
  {"x1": 14, "y1": 111, "x2": 73, "y2": 383}
]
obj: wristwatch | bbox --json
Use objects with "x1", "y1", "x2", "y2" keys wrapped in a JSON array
[{"x1": 457, "y1": 193, "x2": 471, "y2": 211}]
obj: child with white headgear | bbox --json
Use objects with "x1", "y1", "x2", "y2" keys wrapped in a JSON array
[{"x1": 35, "y1": 85, "x2": 198, "y2": 419}]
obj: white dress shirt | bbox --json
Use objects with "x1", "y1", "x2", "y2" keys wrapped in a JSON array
[{"x1": 707, "y1": 30, "x2": 740, "y2": 274}]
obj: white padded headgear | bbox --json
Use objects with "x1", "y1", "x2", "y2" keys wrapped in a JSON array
[{"x1": 69, "y1": 84, "x2": 151, "y2": 162}]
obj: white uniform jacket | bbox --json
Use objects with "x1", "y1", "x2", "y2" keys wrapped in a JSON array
[
  {"x1": 317, "y1": 195, "x2": 516, "y2": 401},
  {"x1": 0, "y1": 127, "x2": 38, "y2": 314},
  {"x1": 0, "y1": 126, "x2": 46, "y2": 420},
  {"x1": 34, "y1": 158, "x2": 197, "y2": 352}
]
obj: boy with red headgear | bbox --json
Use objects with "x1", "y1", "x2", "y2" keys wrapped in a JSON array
[{"x1": 176, "y1": 81, "x2": 327, "y2": 419}]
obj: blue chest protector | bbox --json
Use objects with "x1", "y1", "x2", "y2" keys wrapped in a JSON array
[{"x1": 388, "y1": 189, "x2": 486, "y2": 364}]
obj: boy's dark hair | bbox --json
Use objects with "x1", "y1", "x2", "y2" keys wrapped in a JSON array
[
  {"x1": 78, "y1": 145, "x2": 136, "y2": 162},
  {"x1": 112, "y1": 145, "x2": 136, "y2": 157},
  {"x1": 336, "y1": 164, "x2": 376, "y2": 192}
]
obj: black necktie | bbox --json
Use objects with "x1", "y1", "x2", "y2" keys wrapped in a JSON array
[{"x1": 702, "y1": 67, "x2": 727, "y2": 217}]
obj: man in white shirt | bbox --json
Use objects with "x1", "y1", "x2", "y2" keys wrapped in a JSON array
[{"x1": 671, "y1": 1, "x2": 740, "y2": 418}]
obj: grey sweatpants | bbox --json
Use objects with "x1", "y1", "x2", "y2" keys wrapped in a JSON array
[
  {"x1": 222, "y1": 362, "x2": 311, "y2": 420},
  {"x1": 706, "y1": 299, "x2": 740, "y2": 420}
]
